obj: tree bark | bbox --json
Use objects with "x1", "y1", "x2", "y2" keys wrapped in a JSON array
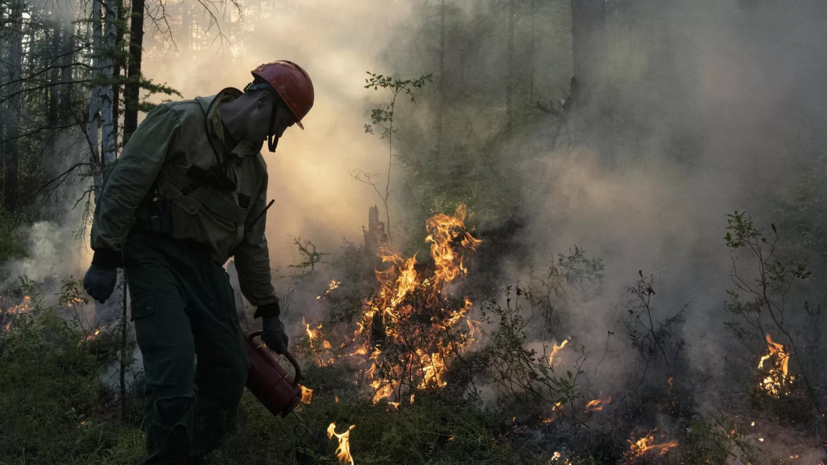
[
  {"x1": 59, "y1": 26, "x2": 74, "y2": 119},
  {"x1": 570, "y1": 0, "x2": 606, "y2": 107},
  {"x1": 529, "y1": 0, "x2": 535, "y2": 101},
  {"x1": 87, "y1": 0, "x2": 103, "y2": 200},
  {"x1": 101, "y1": 0, "x2": 118, "y2": 167},
  {"x1": 48, "y1": 26, "x2": 61, "y2": 129},
  {"x1": 123, "y1": 0, "x2": 145, "y2": 143},
  {"x1": 4, "y1": 0, "x2": 24, "y2": 212},
  {"x1": 505, "y1": 0, "x2": 515, "y2": 134},
  {"x1": 436, "y1": 0, "x2": 445, "y2": 154},
  {"x1": 112, "y1": 0, "x2": 125, "y2": 144}
]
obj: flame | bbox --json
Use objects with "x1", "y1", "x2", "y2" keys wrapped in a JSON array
[
  {"x1": 327, "y1": 422, "x2": 355, "y2": 465},
  {"x1": 542, "y1": 401, "x2": 564, "y2": 424},
  {"x1": 351, "y1": 204, "x2": 481, "y2": 403},
  {"x1": 1, "y1": 296, "x2": 36, "y2": 331},
  {"x1": 584, "y1": 395, "x2": 612, "y2": 413},
  {"x1": 627, "y1": 428, "x2": 678, "y2": 458},
  {"x1": 300, "y1": 385, "x2": 313, "y2": 405},
  {"x1": 304, "y1": 318, "x2": 318, "y2": 340},
  {"x1": 317, "y1": 280, "x2": 341, "y2": 300},
  {"x1": 550, "y1": 451, "x2": 571, "y2": 463},
  {"x1": 78, "y1": 326, "x2": 107, "y2": 346},
  {"x1": 757, "y1": 334, "x2": 794, "y2": 398},
  {"x1": 548, "y1": 339, "x2": 569, "y2": 366},
  {"x1": 303, "y1": 318, "x2": 336, "y2": 366}
]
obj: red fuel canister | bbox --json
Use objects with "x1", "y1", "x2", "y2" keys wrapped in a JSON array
[{"x1": 245, "y1": 330, "x2": 303, "y2": 417}]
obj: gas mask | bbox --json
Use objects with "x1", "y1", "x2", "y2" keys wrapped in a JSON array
[{"x1": 245, "y1": 81, "x2": 281, "y2": 153}]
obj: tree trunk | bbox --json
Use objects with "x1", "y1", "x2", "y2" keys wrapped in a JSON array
[
  {"x1": 59, "y1": 26, "x2": 74, "y2": 119},
  {"x1": 436, "y1": 0, "x2": 445, "y2": 154},
  {"x1": 181, "y1": 0, "x2": 191, "y2": 53},
  {"x1": 112, "y1": 0, "x2": 125, "y2": 144},
  {"x1": 529, "y1": 0, "x2": 535, "y2": 101},
  {"x1": 4, "y1": 0, "x2": 24, "y2": 213},
  {"x1": 123, "y1": 0, "x2": 145, "y2": 143},
  {"x1": 505, "y1": 0, "x2": 515, "y2": 135},
  {"x1": 101, "y1": 0, "x2": 118, "y2": 168},
  {"x1": 87, "y1": 0, "x2": 103, "y2": 200},
  {"x1": 570, "y1": 0, "x2": 605, "y2": 107},
  {"x1": 48, "y1": 25, "x2": 61, "y2": 129}
]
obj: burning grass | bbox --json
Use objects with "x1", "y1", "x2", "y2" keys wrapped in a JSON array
[{"x1": 0, "y1": 209, "x2": 825, "y2": 464}]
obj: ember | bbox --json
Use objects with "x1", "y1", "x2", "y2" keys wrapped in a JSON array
[
  {"x1": 626, "y1": 428, "x2": 679, "y2": 458},
  {"x1": 78, "y1": 326, "x2": 107, "y2": 346}
]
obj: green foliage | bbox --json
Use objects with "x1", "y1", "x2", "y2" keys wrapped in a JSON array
[
  {"x1": 288, "y1": 237, "x2": 329, "y2": 275},
  {"x1": 356, "y1": 71, "x2": 432, "y2": 245},
  {"x1": 0, "y1": 282, "x2": 142, "y2": 465},
  {"x1": 211, "y1": 365, "x2": 520, "y2": 465},
  {"x1": 681, "y1": 417, "x2": 758, "y2": 465},
  {"x1": 723, "y1": 211, "x2": 825, "y2": 431},
  {"x1": 625, "y1": 271, "x2": 685, "y2": 383},
  {"x1": 531, "y1": 246, "x2": 605, "y2": 334},
  {"x1": 363, "y1": 72, "x2": 433, "y2": 140},
  {"x1": 475, "y1": 286, "x2": 592, "y2": 426}
]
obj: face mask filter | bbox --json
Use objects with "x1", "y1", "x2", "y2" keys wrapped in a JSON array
[{"x1": 246, "y1": 81, "x2": 281, "y2": 153}]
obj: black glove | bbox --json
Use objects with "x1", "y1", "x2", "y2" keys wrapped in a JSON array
[
  {"x1": 261, "y1": 316, "x2": 289, "y2": 355},
  {"x1": 83, "y1": 264, "x2": 118, "y2": 303}
]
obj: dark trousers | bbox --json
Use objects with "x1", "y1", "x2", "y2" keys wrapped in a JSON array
[{"x1": 123, "y1": 232, "x2": 248, "y2": 465}]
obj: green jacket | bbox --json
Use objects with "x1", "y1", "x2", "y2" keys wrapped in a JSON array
[{"x1": 90, "y1": 88, "x2": 278, "y2": 308}]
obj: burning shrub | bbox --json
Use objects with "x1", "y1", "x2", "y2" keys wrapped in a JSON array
[
  {"x1": 353, "y1": 204, "x2": 482, "y2": 403},
  {"x1": 724, "y1": 212, "x2": 826, "y2": 430}
]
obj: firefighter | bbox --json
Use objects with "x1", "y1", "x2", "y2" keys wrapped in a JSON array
[{"x1": 82, "y1": 61, "x2": 314, "y2": 464}]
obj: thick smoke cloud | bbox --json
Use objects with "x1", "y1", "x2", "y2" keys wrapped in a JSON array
[
  {"x1": 499, "y1": 0, "x2": 827, "y2": 413},
  {"x1": 142, "y1": 0, "x2": 420, "y2": 263}
]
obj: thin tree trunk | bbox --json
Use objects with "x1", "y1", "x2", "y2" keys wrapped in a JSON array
[
  {"x1": 59, "y1": 26, "x2": 74, "y2": 119},
  {"x1": 112, "y1": 0, "x2": 125, "y2": 145},
  {"x1": 123, "y1": 0, "x2": 145, "y2": 143},
  {"x1": 49, "y1": 25, "x2": 61, "y2": 128},
  {"x1": 120, "y1": 275, "x2": 127, "y2": 421},
  {"x1": 4, "y1": 0, "x2": 24, "y2": 213},
  {"x1": 87, "y1": 0, "x2": 103, "y2": 200},
  {"x1": 436, "y1": 0, "x2": 445, "y2": 154},
  {"x1": 181, "y1": 0, "x2": 191, "y2": 53},
  {"x1": 571, "y1": 0, "x2": 605, "y2": 107},
  {"x1": 101, "y1": 0, "x2": 118, "y2": 168},
  {"x1": 529, "y1": 0, "x2": 535, "y2": 102},
  {"x1": 505, "y1": 0, "x2": 515, "y2": 135}
]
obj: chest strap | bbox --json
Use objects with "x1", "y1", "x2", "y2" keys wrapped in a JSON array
[{"x1": 160, "y1": 164, "x2": 250, "y2": 224}]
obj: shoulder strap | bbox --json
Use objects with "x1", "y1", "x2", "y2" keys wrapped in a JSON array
[{"x1": 160, "y1": 164, "x2": 248, "y2": 224}]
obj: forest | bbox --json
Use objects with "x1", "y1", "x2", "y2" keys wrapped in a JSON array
[{"x1": 2, "y1": 0, "x2": 827, "y2": 463}]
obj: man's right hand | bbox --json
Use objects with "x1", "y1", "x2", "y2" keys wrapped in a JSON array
[
  {"x1": 83, "y1": 264, "x2": 118, "y2": 303},
  {"x1": 261, "y1": 315, "x2": 289, "y2": 355}
]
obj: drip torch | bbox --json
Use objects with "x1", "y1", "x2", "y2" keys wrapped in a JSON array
[{"x1": 245, "y1": 330, "x2": 305, "y2": 419}]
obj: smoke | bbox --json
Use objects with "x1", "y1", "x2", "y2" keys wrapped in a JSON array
[
  {"x1": 142, "y1": 0, "x2": 420, "y2": 264},
  {"x1": 479, "y1": 0, "x2": 827, "y2": 426}
]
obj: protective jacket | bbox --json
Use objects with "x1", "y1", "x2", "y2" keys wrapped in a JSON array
[{"x1": 90, "y1": 88, "x2": 278, "y2": 309}]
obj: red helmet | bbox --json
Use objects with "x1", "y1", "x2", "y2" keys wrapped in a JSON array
[{"x1": 251, "y1": 61, "x2": 314, "y2": 129}]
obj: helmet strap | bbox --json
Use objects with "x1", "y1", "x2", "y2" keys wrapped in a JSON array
[{"x1": 266, "y1": 92, "x2": 280, "y2": 153}]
